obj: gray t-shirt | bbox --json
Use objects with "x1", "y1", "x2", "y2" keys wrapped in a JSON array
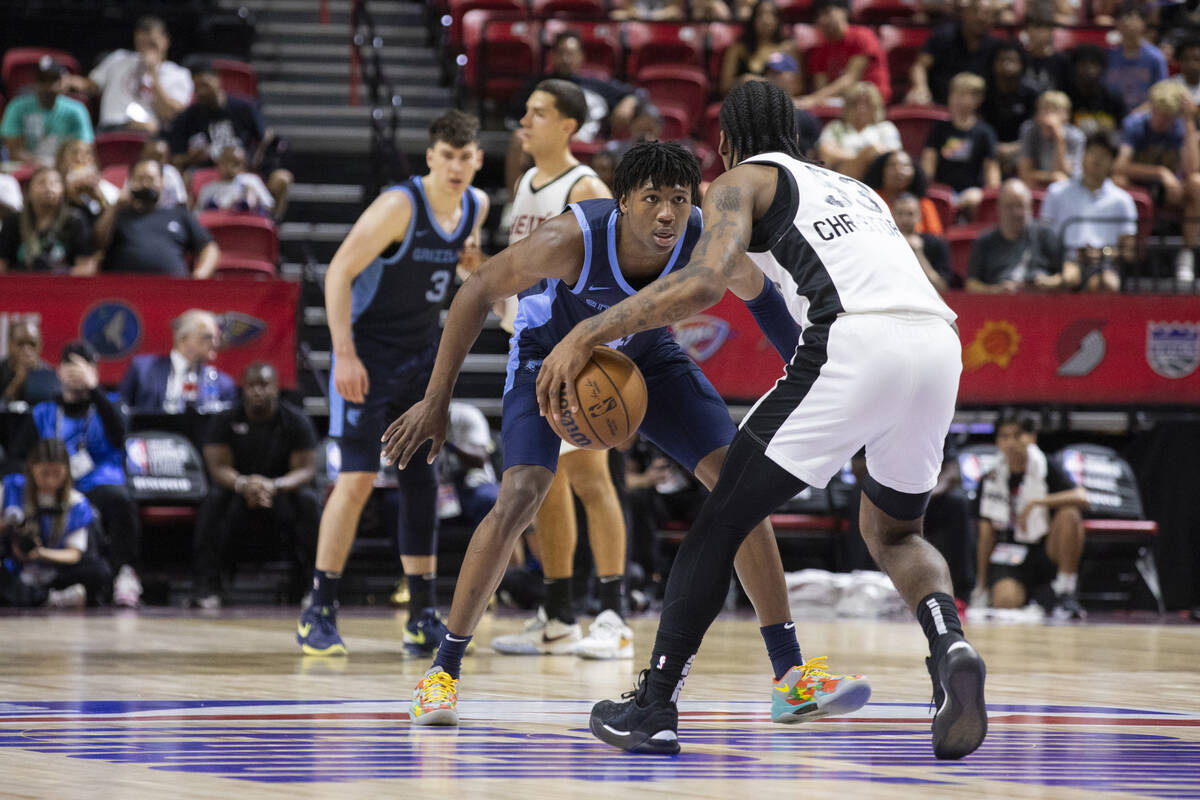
[
  {"x1": 1018, "y1": 119, "x2": 1086, "y2": 177},
  {"x1": 967, "y1": 223, "x2": 1062, "y2": 285}
]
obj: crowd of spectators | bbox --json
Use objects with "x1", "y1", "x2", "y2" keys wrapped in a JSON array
[{"x1": 0, "y1": 15, "x2": 287, "y2": 279}]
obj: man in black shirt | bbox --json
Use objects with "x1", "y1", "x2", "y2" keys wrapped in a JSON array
[
  {"x1": 168, "y1": 60, "x2": 292, "y2": 220},
  {"x1": 906, "y1": 0, "x2": 1001, "y2": 106},
  {"x1": 96, "y1": 158, "x2": 220, "y2": 278},
  {"x1": 1066, "y1": 44, "x2": 1128, "y2": 134},
  {"x1": 967, "y1": 179, "x2": 1066, "y2": 292},
  {"x1": 193, "y1": 363, "x2": 319, "y2": 608}
]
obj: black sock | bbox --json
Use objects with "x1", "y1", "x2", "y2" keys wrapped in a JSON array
[
  {"x1": 408, "y1": 572, "x2": 437, "y2": 618},
  {"x1": 760, "y1": 621, "x2": 803, "y2": 681},
  {"x1": 644, "y1": 629, "x2": 700, "y2": 705},
  {"x1": 597, "y1": 574, "x2": 624, "y2": 617},
  {"x1": 311, "y1": 569, "x2": 340, "y2": 608},
  {"x1": 433, "y1": 631, "x2": 472, "y2": 680},
  {"x1": 916, "y1": 591, "x2": 965, "y2": 662},
  {"x1": 544, "y1": 578, "x2": 575, "y2": 624}
]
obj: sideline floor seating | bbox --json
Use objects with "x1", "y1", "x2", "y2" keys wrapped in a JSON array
[{"x1": 125, "y1": 430, "x2": 209, "y2": 529}]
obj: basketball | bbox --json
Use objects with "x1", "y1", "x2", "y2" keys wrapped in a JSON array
[{"x1": 547, "y1": 346, "x2": 647, "y2": 450}]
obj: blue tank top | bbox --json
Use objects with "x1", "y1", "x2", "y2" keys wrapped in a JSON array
[
  {"x1": 32, "y1": 399, "x2": 126, "y2": 492},
  {"x1": 350, "y1": 176, "x2": 480, "y2": 349},
  {"x1": 506, "y1": 198, "x2": 702, "y2": 389}
]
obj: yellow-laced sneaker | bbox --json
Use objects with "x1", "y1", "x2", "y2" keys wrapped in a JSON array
[
  {"x1": 411, "y1": 666, "x2": 459, "y2": 726},
  {"x1": 771, "y1": 656, "x2": 871, "y2": 724}
]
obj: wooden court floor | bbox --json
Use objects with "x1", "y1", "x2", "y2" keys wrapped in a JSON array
[{"x1": 2, "y1": 608, "x2": 1198, "y2": 799}]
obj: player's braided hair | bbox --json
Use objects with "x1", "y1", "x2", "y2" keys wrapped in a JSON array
[
  {"x1": 718, "y1": 80, "x2": 803, "y2": 165},
  {"x1": 611, "y1": 141, "x2": 701, "y2": 206}
]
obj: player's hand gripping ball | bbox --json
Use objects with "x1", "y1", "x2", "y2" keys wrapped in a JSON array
[{"x1": 546, "y1": 346, "x2": 647, "y2": 450}]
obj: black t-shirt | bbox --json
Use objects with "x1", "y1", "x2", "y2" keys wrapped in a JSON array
[
  {"x1": 204, "y1": 401, "x2": 317, "y2": 479},
  {"x1": 0, "y1": 208, "x2": 93, "y2": 272},
  {"x1": 923, "y1": 22, "x2": 1000, "y2": 105},
  {"x1": 968, "y1": 224, "x2": 1062, "y2": 285},
  {"x1": 1067, "y1": 82, "x2": 1127, "y2": 134},
  {"x1": 981, "y1": 83, "x2": 1039, "y2": 144},
  {"x1": 101, "y1": 206, "x2": 213, "y2": 277},
  {"x1": 167, "y1": 95, "x2": 267, "y2": 164},
  {"x1": 1026, "y1": 52, "x2": 1069, "y2": 94},
  {"x1": 1007, "y1": 460, "x2": 1075, "y2": 495},
  {"x1": 920, "y1": 233, "x2": 953, "y2": 285},
  {"x1": 925, "y1": 118, "x2": 997, "y2": 193}
]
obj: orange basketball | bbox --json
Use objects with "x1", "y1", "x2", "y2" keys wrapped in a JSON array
[{"x1": 548, "y1": 346, "x2": 647, "y2": 450}]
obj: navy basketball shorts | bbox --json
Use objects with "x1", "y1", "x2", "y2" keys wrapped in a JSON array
[
  {"x1": 501, "y1": 339, "x2": 737, "y2": 474},
  {"x1": 329, "y1": 342, "x2": 436, "y2": 473}
]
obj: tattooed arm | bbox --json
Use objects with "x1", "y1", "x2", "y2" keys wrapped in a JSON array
[{"x1": 536, "y1": 165, "x2": 777, "y2": 420}]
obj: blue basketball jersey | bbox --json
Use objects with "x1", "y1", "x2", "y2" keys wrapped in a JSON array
[
  {"x1": 505, "y1": 198, "x2": 703, "y2": 392},
  {"x1": 350, "y1": 176, "x2": 480, "y2": 349}
]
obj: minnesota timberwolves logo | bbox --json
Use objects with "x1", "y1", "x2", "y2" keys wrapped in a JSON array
[
  {"x1": 219, "y1": 312, "x2": 268, "y2": 347},
  {"x1": 80, "y1": 301, "x2": 142, "y2": 358}
]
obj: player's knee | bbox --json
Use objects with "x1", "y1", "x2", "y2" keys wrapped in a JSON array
[
  {"x1": 334, "y1": 472, "x2": 376, "y2": 504},
  {"x1": 494, "y1": 476, "x2": 550, "y2": 532},
  {"x1": 1054, "y1": 505, "x2": 1083, "y2": 531},
  {"x1": 991, "y1": 579, "x2": 1025, "y2": 609}
]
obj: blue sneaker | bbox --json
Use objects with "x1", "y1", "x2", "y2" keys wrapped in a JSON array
[
  {"x1": 297, "y1": 604, "x2": 347, "y2": 656},
  {"x1": 403, "y1": 607, "x2": 449, "y2": 656}
]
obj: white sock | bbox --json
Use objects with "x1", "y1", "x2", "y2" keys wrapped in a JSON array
[{"x1": 1052, "y1": 572, "x2": 1078, "y2": 595}]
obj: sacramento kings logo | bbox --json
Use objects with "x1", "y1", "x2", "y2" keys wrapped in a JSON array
[{"x1": 1146, "y1": 322, "x2": 1200, "y2": 379}]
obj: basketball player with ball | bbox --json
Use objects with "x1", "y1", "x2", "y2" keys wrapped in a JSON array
[{"x1": 384, "y1": 141, "x2": 871, "y2": 726}]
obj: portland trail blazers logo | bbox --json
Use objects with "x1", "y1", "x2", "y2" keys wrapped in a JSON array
[
  {"x1": 671, "y1": 315, "x2": 731, "y2": 362},
  {"x1": 1056, "y1": 319, "x2": 1107, "y2": 377},
  {"x1": 1146, "y1": 321, "x2": 1200, "y2": 379}
]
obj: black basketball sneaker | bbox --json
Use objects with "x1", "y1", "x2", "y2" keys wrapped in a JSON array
[
  {"x1": 927, "y1": 640, "x2": 988, "y2": 759},
  {"x1": 589, "y1": 670, "x2": 680, "y2": 754}
]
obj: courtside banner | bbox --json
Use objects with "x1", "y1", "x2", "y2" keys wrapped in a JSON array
[
  {"x1": 672, "y1": 292, "x2": 1200, "y2": 405},
  {"x1": 1, "y1": 275, "x2": 299, "y2": 387}
]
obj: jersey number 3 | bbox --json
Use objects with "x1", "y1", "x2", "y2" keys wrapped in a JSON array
[{"x1": 425, "y1": 269, "x2": 451, "y2": 302}]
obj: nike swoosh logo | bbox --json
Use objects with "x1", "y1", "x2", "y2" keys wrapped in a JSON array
[
  {"x1": 784, "y1": 622, "x2": 795, "y2": 630},
  {"x1": 409, "y1": 630, "x2": 427, "y2": 645},
  {"x1": 588, "y1": 285, "x2": 612, "y2": 291},
  {"x1": 948, "y1": 641, "x2": 972, "y2": 654},
  {"x1": 297, "y1": 623, "x2": 312, "y2": 637},
  {"x1": 542, "y1": 631, "x2": 575, "y2": 643}
]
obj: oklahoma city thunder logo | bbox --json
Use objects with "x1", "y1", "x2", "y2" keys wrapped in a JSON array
[{"x1": 80, "y1": 301, "x2": 142, "y2": 358}]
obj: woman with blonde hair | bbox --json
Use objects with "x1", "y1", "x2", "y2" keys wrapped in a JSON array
[{"x1": 816, "y1": 82, "x2": 901, "y2": 179}]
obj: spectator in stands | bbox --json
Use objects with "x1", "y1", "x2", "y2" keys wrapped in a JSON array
[
  {"x1": 0, "y1": 59, "x2": 93, "y2": 166},
  {"x1": 1018, "y1": 90, "x2": 1086, "y2": 189},
  {"x1": 1066, "y1": 44, "x2": 1127, "y2": 134},
  {"x1": 193, "y1": 362, "x2": 318, "y2": 609},
  {"x1": 1107, "y1": 1, "x2": 1167, "y2": 113},
  {"x1": 0, "y1": 439, "x2": 110, "y2": 608},
  {"x1": 975, "y1": 411, "x2": 1088, "y2": 619},
  {"x1": 95, "y1": 158, "x2": 220, "y2": 278},
  {"x1": 797, "y1": 0, "x2": 891, "y2": 107},
  {"x1": 906, "y1": 0, "x2": 1000, "y2": 106},
  {"x1": 57, "y1": 140, "x2": 119, "y2": 230},
  {"x1": 967, "y1": 178, "x2": 1067, "y2": 292},
  {"x1": 863, "y1": 149, "x2": 943, "y2": 234},
  {"x1": 119, "y1": 309, "x2": 236, "y2": 414},
  {"x1": 922, "y1": 72, "x2": 1000, "y2": 218},
  {"x1": 139, "y1": 139, "x2": 189, "y2": 208},
  {"x1": 816, "y1": 82, "x2": 902, "y2": 180},
  {"x1": 762, "y1": 54, "x2": 822, "y2": 157},
  {"x1": 893, "y1": 192, "x2": 951, "y2": 292},
  {"x1": 1022, "y1": 13, "x2": 1069, "y2": 94},
  {"x1": 1113, "y1": 80, "x2": 1200, "y2": 283},
  {"x1": 1039, "y1": 130, "x2": 1138, "y2": 293},
  {"x1": 1169, "y1": 38, "x2": 1200, "y2": 105},
  {"x1": 0, "y1": 320, "x2": 58, "y2": 408},
  {"x1": 604, "y1": 102, "x2": 664, "y2": 161},
  {"x1": 691, "y1": 0, "x2": 733, "y2": 20},
  {"x1": 981, "y1": 41, "x2": 1039, "y2": 171},
  {"x1": 196, "y1": 145, "x2": 274, "y2": 216},
  {"x1": 719, "y1": 0, "x2": 797, "y2": 95},
  {"x1": 65, "y1": 15, "x2": 193, "y2": 134},
  {"x1": 442, "y1": 402, "x2": 501, "y2": 528},
  {"x1": 0, "y1": 168, "x2": 96, "y2": 275},
  {"x1": 168, "y1": 61, "x2": 291, "y2": 220},
  {"x1": 610, "y1": 0, "x2": 685, "y2": 19},
  {"x1": 7, "y1": 341, "x2": 143, "y2": 607},
  {"x1": 591, "y1": 149, "x2": 617, "y2": 189}
]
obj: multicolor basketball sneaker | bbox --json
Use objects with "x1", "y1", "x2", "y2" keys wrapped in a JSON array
[
  {"x1": 771, "y1": 656, "x2": 871, "y2": 723},
  {"x1": 410, "y1": 666, "x2": 459, "y2": 726}
]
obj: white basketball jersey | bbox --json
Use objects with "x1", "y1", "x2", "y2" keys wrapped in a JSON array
[
  {"x1": 508, "y1": 163, "x2": 598, "y2": 243},
  {"x1": 742, "y1": 153, "x2": 956, "y2": 330}
]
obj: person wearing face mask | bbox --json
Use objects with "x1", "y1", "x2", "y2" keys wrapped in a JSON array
[
  {"x1": 94, "y1": 157, "x2": 220, "y2": 278},
  {"x1": 6, "y1": 342, "x2": 141, "y2": 607},
  {"x1": 118, "y1": 309, "x2": 236, "y2": 415}
]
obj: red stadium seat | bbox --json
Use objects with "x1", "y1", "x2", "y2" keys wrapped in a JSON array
[
  {"x1": 531, "y1": 0, "x2": 608, "y2": 16},
  {"x1": 94, "y1": 131, "x2": 149, "y2": 169},
  {"x1": 792, "y1": 23, "x2": 820, "y2": 51},
  {"x1": 543, "y1": 19, "x2": 622, "y2": 77},
  {"x1": 878, "y1": 24, "x2": 931, "y2": 100},
  {"x1": 975, "y1": 185, "x2": 1001, "y2": 225},
  {"x1": 1125, "y1": 184, "x2": 1154, "y2": 243},
  {"x1": 198, "y1": 211, "x2": 279, "y2": 277},
  {"x1": 1053, "y1": 26, "x2": 1116, "y2": 51},
  {"x1": 852, "y1": 0, "x2": 919, "y2": 24},
  {"x1": 809, "y1": 104, "x2": 841, "y2": 126},
  {"x1": 925, "y1": 183, "x2": 956, "y2": 230},
  {"x1": 102, "y1": 164, "x2": 128, "y2": 188},
  {"x1": 636, "y1": 63, "x2": 708, "y2": 133},
  {"x1": 622, "y1": 22, "x2": 705, "y2": 77},
  {"x1": 707, "y1": 22, "x2": 742, "y2": 84},
  {"x1": 463, "y1": 12, "x2": 540, "y2": 105},
  {"x1": 212, "y1": 58, "x2": 258, "y2": 98},
  {"x1": 446, "y1": 0, "x2": 527, "y2": 52},
  {"x1": 569, "y1": 140, "x2": 605, "y2": 161},
  {"x1": 190, "y1": 167, "x2": 221, "y2": 202},
  {"x1": 704, "y1": 100, "x2": 723, "y2": 151},
  {"x1": 1, "y1": 48, "x2": 81, "y2": 95},
  {"x1": 887, "y1": 103, "x2": 948, "y2": 160},
  {"x1": 773, "y1": 0, "x2": 814, "y2": 24},
  {"x1": 944, "y1": 223, "x2": 987, "y2": 281},
  {"x1": 656, "y1": 103, "x2": 689, "y2": 140}
]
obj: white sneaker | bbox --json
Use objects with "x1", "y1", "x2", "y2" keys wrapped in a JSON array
[
  {"x1": 113, "y1": 565, "x2": 142, "y2": 608},
  {"x1": 490, "y1": 607, "x2": 581, "y2": 654},
  {"x1": 46, "y1": 583, "x2": 87, "y2": 609},
  {"x1": 573, "y1": 609, "x2": 634, "y2": 660},
  {"x1": 1177, "y1": 248, "x2": 1195, "y2": 284}
]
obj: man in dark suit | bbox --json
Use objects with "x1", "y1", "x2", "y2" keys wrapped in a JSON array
[{"x1": 118, "y1": 309, "x2": 235, "y2": 413}]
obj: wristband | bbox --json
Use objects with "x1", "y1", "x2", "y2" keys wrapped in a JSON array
[{"x1": 234, "y1": 476, "x2": 247, "y2": 493}]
